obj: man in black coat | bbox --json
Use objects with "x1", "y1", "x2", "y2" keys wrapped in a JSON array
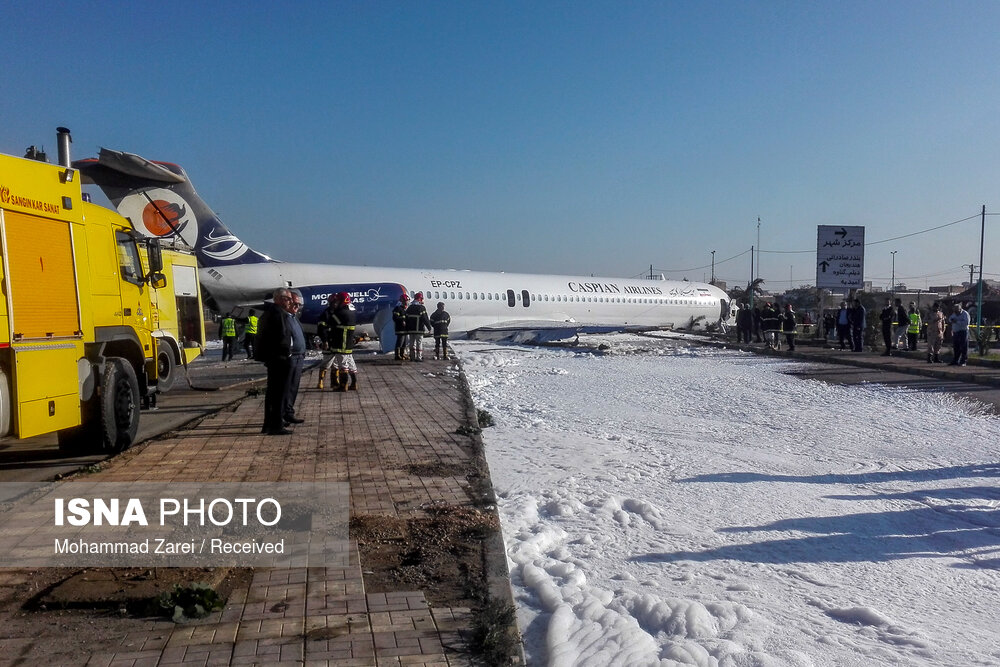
[
  {"x1": 849, "y1": 298, "x2": 866, "y2": 352},
  {"x1": 254, "y1": 287, "x2": 306, "y2": 435},
  {"x1": 879, "y1": 299, "x2": 895, "y2": 356},
  {"x1": 430, "y1": 302, "x2": 452, "y2": 359}
]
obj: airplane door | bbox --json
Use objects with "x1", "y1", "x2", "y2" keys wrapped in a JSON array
[
  {"x1": 522, "y1": 290, "x2": 530, "y2": 307},
  {"x1": 506, "y1": 289, "x2": 515, "y2": 307}
]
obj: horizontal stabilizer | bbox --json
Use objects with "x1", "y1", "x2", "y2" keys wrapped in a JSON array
[{"x1": 80, "y1": 148, "x2": 187, "y2": 184}]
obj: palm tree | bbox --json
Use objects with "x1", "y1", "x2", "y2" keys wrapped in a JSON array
[{"x1": 728, "y1": 278, "x2": 766, "y2": 303}]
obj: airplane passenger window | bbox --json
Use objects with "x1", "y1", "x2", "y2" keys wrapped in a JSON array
[
  {"x1": 472, "y1": 292, "x2": 477, "y2": 300},
  {"x1": 480, "y1": 292, "x2": 485, "y2": 300},
  {"x1": 458, "y1": 292, "x2": 463, "y2": 299},
  {"x1": 466, "y1": 292, "x2": 471, "y2": 300}
]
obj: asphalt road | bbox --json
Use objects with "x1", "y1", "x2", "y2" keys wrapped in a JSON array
[
  {"x1": 0, "y1": 355, "x2": 272, "y2": 483},
  {"x1": 783, "y1": 364, "x2": 1000, "y2": 414}
]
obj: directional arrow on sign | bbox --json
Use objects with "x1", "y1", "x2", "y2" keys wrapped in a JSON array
[
  {"x1": 835, "y1": 227, "x2": 847, "y2": 238},
  {"x1": 818, "y1": 260, "x2": 830, "y2": 273}
]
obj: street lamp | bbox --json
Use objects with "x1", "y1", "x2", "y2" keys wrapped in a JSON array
[{"x1": 890, "y1": 251, "x2": 898, "y2": 297}]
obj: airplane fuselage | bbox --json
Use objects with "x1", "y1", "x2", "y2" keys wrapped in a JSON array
[{"x1": 201, "y1": 261, "x2": 730, "y2": 334}]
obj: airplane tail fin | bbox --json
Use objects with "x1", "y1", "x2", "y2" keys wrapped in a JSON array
[{"x1": 74, "y1": 148, "x2": 274, "y2": 267}]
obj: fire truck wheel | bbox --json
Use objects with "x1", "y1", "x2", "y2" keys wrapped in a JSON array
[
  {"x1": 100, "y1": 357, "x2": 140, "y2": 454},
  {"x1": 156, "y1": 347, "x2": 176, "y2": 392}
]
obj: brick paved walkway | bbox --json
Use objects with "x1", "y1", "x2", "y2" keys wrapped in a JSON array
[{"x1": 1, "y1": 355, "x2": 502, "y2": 666}]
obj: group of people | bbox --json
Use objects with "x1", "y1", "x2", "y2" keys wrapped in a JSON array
[
  {"x1": 734, "y1": 301, "x2": 800, "y2": 351},
  {"x1": 219, "y1": 309, "x2": 258, "y2": 361},
  {"x1": 741, "y1": 296, "x2": 973, "y2": 366},
  {"x1": 247, "y1": 287, "x2": 455, "y2": 436},
  {"x1": 391, "y1": 292, "x2": 451, "y2": 362},
  {"x1": 254, "y1": 288, "x2": 307, "y2": 436}
]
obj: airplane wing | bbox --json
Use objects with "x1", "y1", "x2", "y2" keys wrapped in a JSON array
[{"x1": 467, "y1": 320, "x2": 666, "y2": 344}]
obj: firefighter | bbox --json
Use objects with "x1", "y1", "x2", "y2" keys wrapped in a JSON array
[
  {"x1": 393, "y1": 293, "x2": 410, "y2": 360},
  {"x1": 430, "y1": 302, "x2": 451, "y2": 359},
  {"x1": 243, "y1": 308, "x2": 258, "y2": 360},
  {"x1": 405, "y1": 292, "x2": 432, "y2": 362},
  {"x1": 327, "y1": 292, "x2": 358, "y2": 391},
  {"x1": 316, "y1": 297, "x2": 338, "y2": 389},
  {"x1": 220, "y1": 312, "x2": 237, "y2": 362},
  {"x1": 907, "y1": 302, "x2": 922, "y2": 352}
]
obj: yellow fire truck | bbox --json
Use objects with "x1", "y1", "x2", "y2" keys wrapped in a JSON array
[
  {"x1": 0, "y1": 129, "x2": 198, "y2": 453},
  {"x1": 144, "y1": 243, "x2": 206, "y2": 391}
]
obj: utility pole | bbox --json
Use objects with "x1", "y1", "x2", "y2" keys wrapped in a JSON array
[
  {"x1": 756, "y1": 217, "x2": 761, "y2": 291},
  {"x1": 964, "y1": 263, "x2": 976, "y2": 288},
  {"x1": 890, "y1": 251, "x2": 897, "y2": 297},
  {"x1": 976, "y1": 204, "x2": 986, "y2": 336},
  {"x1": 749, "y1": 245, "x2": 755, "y2": 309},
  {"x1": 710, "y1": 250, "x2": 716, "y2": 284}
]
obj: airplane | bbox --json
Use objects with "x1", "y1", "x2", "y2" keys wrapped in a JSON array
[{"x1": 74, "y1": 148, "x2": 734, "y2": 344}]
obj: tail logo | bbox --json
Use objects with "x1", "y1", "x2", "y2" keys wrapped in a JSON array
[
  {"x1": 118, "y1": 188, "x2": 198, "y2": 249},
  {"x1": 201, "y1": 227, "x2": 253, "y2": 262}
]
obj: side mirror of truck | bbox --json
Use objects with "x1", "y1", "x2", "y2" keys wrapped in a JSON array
[
  {"x1": 149, "y1": 272, "x2": 167, "y2": 289},
  {"x1": 146, "y1": 239, "x2": 164, "y2": 275}
]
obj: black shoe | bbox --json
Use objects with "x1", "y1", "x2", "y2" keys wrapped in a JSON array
[
  {"x1": 266, "y1": 428, "x2": 293, "y2": 436},
  {"x1": 284, "y1": 416, "x2": 305, "y2": 424}
]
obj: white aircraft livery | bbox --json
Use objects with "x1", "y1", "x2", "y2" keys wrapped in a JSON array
[{"x1": 75, "y1": 148, "x2": 732, "y2": 339}]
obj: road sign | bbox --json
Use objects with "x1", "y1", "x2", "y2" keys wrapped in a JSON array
[{"x1": 816, "y1": 225, "x2": 865, "y2": 291}]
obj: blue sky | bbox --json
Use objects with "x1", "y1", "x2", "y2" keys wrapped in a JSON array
[{"x1": 3, "y1": 1, "x2": 999, "y2": 291}]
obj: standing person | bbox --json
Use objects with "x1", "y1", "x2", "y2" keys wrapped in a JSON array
[
  {"x1": 316, "y1": 297, "x2": 338, "y2": 388},
  {"x1": 243, "y1": 309, "x2": 258, "y2": 360},
  {"x1": 948, "y1": 302, "x2": 970, "y2": 366},
  {"x1": 823, "y1": 311, "x2": 836, "y2": 341},
  {"x1": 926, "y1": 302, "x2": 945, "y2": 363},
  {"x1": 430, "y1": 302, "x2": 451, "y2": 359},
  {"x1": 285, "y1": 291, "x2": 307, "y2": 419},
  {"x1": 393, "y1": 294, "x2": 410, "y2": 360},
  {"x1": 220, "y1": 312, "x2": 237, "y2": 362},
  {"x1": 907, "y1": 302, "x2": 922, "y2": 352},
  {"x1": 254, "y1": 288, "x2": 306, "y2": 435},
  {"x1": 405, "y1": 292, "x2": 432, "y2": 362},
  {"x1": 893, "y1": 298, "x2": 909, "y2": 351},
  {"x1": 781, "y1": 304, "x2": 797, "y2": 351},
  {"x1": 761, "y1": 303, "x2": 780, "y2": 349},
  {"x1": 736, "y1": 302, "x2": 753, "y2": 344},
  {"x1": 835, "y1": 301, "x2": 851, "y2": 350},
  {"x1": 752, "y1": 305, "x2": 762, "y2": 343},
  {"x1": 879, "y1": 299, "x2": 895, "y2": 356},
  {"x1": 849, "y1": 298, "x2": 866, "y2": 352},
  {"x1": 327, "y1": 292, "x2": 358, "y2": 391},
  {"x1": 734, "y1": 301, "x2": 745, "y2": 343}
]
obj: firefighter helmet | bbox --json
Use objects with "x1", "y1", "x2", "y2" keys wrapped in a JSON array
[
  {"x1": 414, "y1": 291, "x2": 424, "y2": 302},
  {"x1": 336, "y1": 291, "x2": 351, "y2": 304}
]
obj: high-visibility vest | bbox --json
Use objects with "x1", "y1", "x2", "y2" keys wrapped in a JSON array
[
  {"x1": 221, "y1": 317, "x2": 236, "y2": 337},
  {"x1": 245, "y1": 315, "x2": 258, "y2": 335},
  {"x1": 908, "y1": 312, "x2": 921, "y2": 334}
]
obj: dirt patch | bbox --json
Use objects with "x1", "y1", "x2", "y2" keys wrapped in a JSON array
[
  {"x1": 403, "y1": 462, "x2": 469, "y2": 477},
  {"x1": 31, "y1": 567, "x2": 250, "y2": 614},
  {"x1": 351, "y1": 505, "x2": 501, "y2": 606}
]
